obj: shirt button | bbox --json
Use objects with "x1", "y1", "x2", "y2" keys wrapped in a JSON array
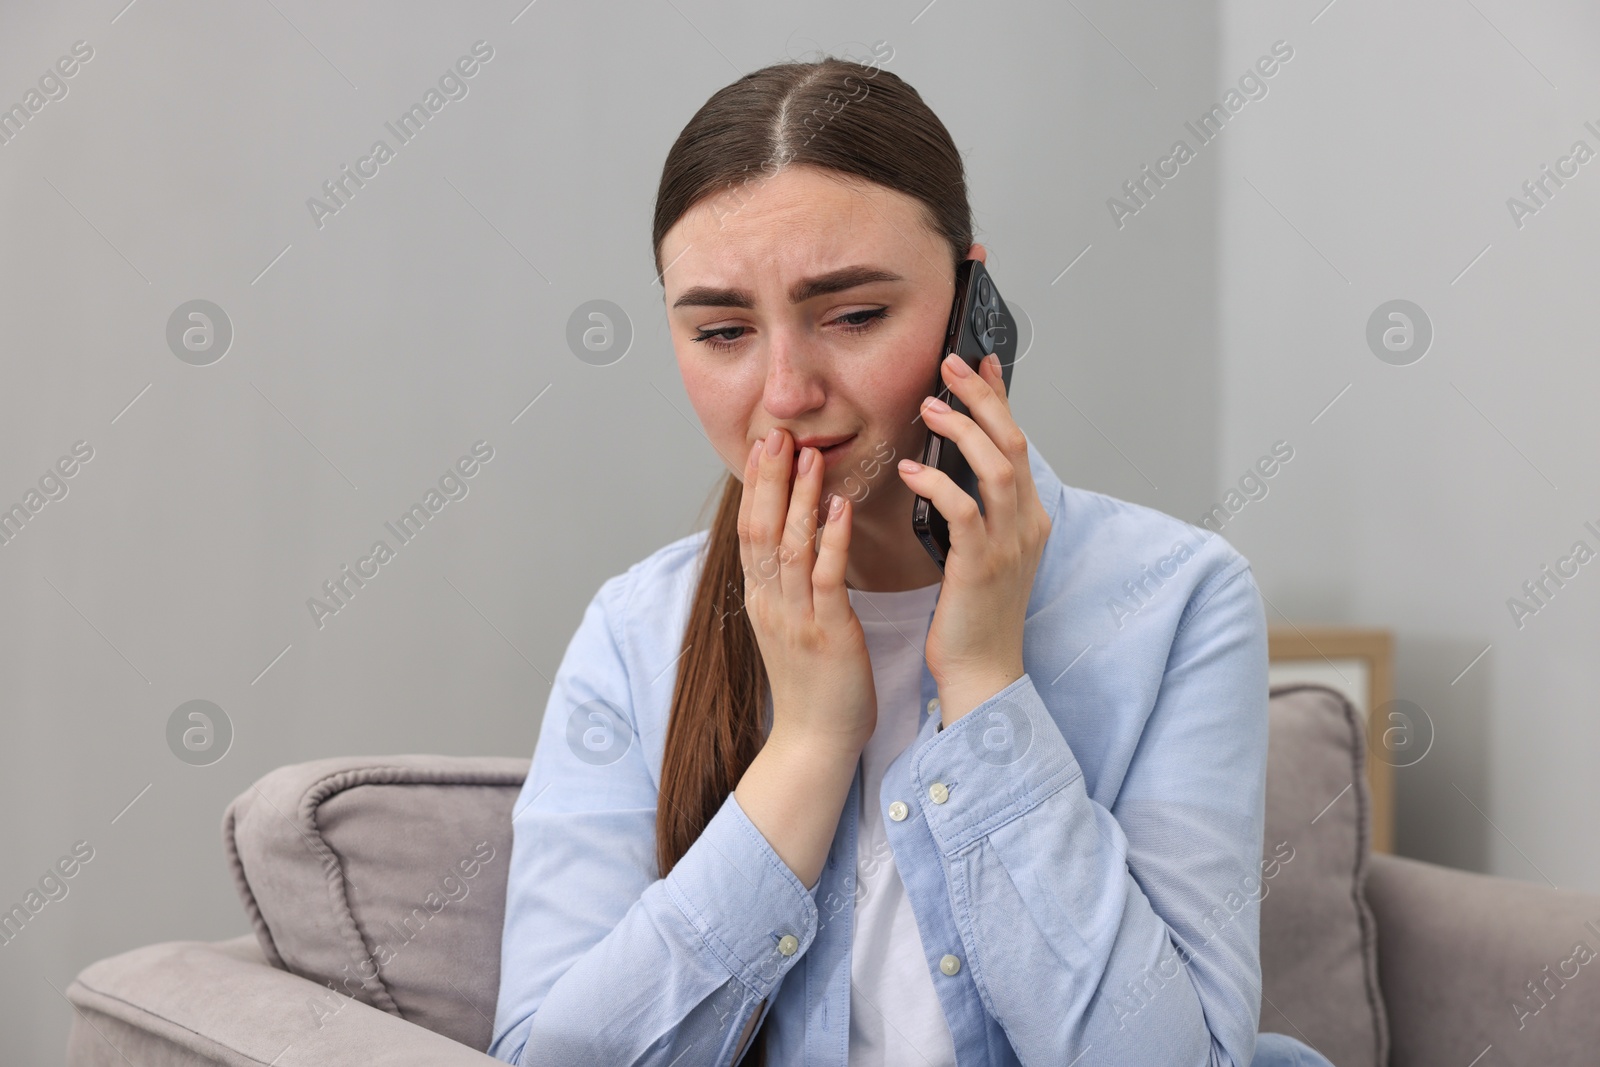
[
  {"x1": 940, "y1": 954, "x2": 961, "y2": 976},
  {"x1": 777, "y1": 934, "x2": 798, "y2": 956},
  {"x1": 928, "y1": 781, "x2": 949, "y2": 804},
  {"x1": 927, "y1": 697, "x2": 941, "y2": 713},
  {"x1": 888, "y1": 801, "x2": 908, "y2": 822}
]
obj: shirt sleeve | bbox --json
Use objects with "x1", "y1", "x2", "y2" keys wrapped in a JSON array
[
  {"x1": 489, "y1": 570, "x2": 819, "y2": 1066},
  {"x1": 906, "y1": 559, "x2": 1269, "y2": 1066}
]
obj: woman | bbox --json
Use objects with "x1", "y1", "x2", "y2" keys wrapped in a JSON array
[{"x1": 490, "y1": 56, "x2": 1333, "y2": 1067}]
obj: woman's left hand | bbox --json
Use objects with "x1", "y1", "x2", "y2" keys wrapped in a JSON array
[{"x1": 898, "y1": 351, "x2": 1052, "y2": 727}]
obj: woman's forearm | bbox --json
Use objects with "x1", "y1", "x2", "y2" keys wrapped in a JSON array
[{"x1": 734, "y1": 722, "x2": 861, "y2": 891}]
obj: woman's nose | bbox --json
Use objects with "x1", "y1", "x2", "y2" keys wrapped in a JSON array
[{"x1": 761, "y1": 335, "x2": 826, "y2": 419}]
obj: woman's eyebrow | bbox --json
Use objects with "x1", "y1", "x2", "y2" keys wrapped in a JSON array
[{"x1": 671, "y1": 265, "x2": 905, "y2": 309}]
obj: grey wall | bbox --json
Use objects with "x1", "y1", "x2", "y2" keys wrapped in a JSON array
[
  {"x1": 1, "y1": 0, "x2": 1590, "y2": 1061},
  {"x1": 1214, "y1": 0, "x2": 1600, "y2": 886}
]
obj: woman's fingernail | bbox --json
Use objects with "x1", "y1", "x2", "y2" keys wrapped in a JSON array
[
  {"x1": 748, "y1": 440, "x2": 763, "y2": 468},
  {"x1": 828, "y1": 494, "x2": 844, "y2": 518},
  {"x1": 944, "y1": 352, "x2": 971, "y2": 377},
  {"x1": 923, "y1": 395, "x2": 950, "y2": 414},
  {"x1": 898, "y1": 458, "x2": 921, "y2": 473},
  {"x1": 983, "y1": 353, "x2": 1000, "y2": 373},
  {"x1": 765, "y1": 427, "x2": 784, "y2": 455},
  {"x1": 797, "y1": 446, "x2": 815, "y2": 475}
]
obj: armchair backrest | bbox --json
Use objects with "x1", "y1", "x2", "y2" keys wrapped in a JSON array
[
  {"x1": 224, "y1": 755, "x2": 526, "y2": 1051},
  {"x1": 1261, "y1": 684, "x2": 1388, "y2": 1067}
]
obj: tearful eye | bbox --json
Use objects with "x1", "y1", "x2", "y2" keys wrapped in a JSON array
[
  {"x1": 834, "y1": 307, "x2": 889, "y2": 334},
  {"x1": 691, "y1": 325, "x2": 749, "y2": 350}
]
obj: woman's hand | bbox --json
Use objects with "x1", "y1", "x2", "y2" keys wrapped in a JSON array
[
  {"x1": 738, "y1": 427, "x2": 878, "y2": 758},
  {"x1": 898, "y1": 351, "x2": 1051, "y2": 726}
]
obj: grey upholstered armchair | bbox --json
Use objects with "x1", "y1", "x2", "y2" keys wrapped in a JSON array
[{"x1": 63, "y1": 685, "x2": 1600, "y2": 1065}]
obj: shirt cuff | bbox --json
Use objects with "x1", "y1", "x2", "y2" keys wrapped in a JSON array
[
  {"x1": 662, "y1": 787, "x2": 819, "y2": 998},
  {"x1": 910, "y1": 672, "x2": 1083, "y2": 856}
]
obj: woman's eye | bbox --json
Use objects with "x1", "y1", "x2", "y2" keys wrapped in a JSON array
[
  {"x1": 834, "y1": 307, "x2": 889, "y2": 334},
  {"x1": 691, "y1": 325, "x2": 748, "y2": 350}
]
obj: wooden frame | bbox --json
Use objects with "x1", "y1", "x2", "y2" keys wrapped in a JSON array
[{"x1": 1266, "y1": 627, "x2": 1395, "y2": 854}]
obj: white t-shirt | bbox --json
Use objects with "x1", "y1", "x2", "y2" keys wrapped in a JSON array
[{"x1": 844, "y1": 579, "x2": 957, "y2": 1066}]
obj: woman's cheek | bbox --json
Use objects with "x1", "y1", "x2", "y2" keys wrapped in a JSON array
[{"x1": 677, "y1": 381, "x2": 743, "y2": 471}]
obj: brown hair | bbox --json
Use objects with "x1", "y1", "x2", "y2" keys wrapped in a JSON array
[{"x1": 650, "y1": 54, "x2": 973, "y2": 1063}]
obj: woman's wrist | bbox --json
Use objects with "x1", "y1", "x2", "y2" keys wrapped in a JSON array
[
  {"x1": 737, "y1": 722, "x2": 862, "y2": 891},
  {"x1": 937, "y1": 665, "x2": 1025, "y2": 728},
  {"x1": 763, "y1": 720, "x2": 866, "y2": 767}
]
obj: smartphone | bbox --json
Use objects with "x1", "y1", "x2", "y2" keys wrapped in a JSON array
[{"x1": 911, "y1": 258, "x2": 1019, "y2": 571}]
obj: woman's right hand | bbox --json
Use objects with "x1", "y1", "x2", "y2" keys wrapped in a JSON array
[{"x1": 738, "y1": 427, "x2": 878, "y2": 758}]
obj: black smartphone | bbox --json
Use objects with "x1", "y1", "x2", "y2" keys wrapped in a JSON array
[{"x1": 911, "y1": 258, "x2": 1019, "y2": 571}]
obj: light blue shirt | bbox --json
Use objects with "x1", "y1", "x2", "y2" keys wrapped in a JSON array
[{"x1": 490, "y1": 436, "x2": 1312, "y2": 1066}]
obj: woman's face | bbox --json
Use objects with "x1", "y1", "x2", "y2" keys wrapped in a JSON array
[{"x1": 659, "y1": 164, "x2": 983, "y2": 516}]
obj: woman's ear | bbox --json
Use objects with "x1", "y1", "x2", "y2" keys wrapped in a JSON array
[{"x1": 966, "y1": 242, "x2": 988, "y2": 263}]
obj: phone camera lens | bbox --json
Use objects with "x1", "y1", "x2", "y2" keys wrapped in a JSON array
[
  {"x1": 970, "y1": 305, "x2": 988, "y2": 344},
  {"x1": 977, "y1": 276, "x2": 993, "y2": 305}
]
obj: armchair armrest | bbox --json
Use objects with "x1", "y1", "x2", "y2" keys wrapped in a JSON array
[
  {"x1": 1366, "y1": 852, "x2": 1600, "y2": 1065},
  {"x1": 65, "y1": 934, "x2": 499, "y2": 1067}
]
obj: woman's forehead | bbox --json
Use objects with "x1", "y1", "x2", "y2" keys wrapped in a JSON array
[{"x1": 661, "y1": 176, "x2": 941, "y2": 301}]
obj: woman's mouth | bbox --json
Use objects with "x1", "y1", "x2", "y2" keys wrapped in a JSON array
[
  {"x1": 783, "y1": 435, "x2": 856, "y2": 481},
  {"x1": 815, "y1": 435, "x2": 856, "y2": 468}
]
